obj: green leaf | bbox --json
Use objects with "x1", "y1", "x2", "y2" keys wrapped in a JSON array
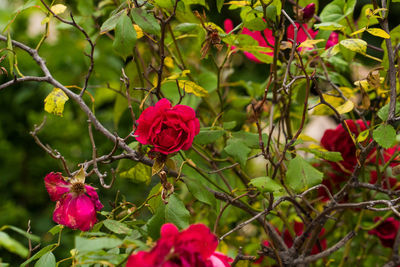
[
  {"x1": 184, "y1": 176, "x2": 216, "y2": 206},
  {"x1": 373, "y1": 124, "x2": 396, "y2": 149},
  {"x1": 243, "y1": 17, "x2": 267, "y2": 31},
  {"x1": 194, "y1": 129, "x2": 225, "y2": 145},
  {"x1": 340, "y1": 39, "x2": 367, "y2": 54},
  {"x1": 77, "y1": 0, "x2": 93, "y2": 16},
  {"x1": 2, "y1": 225, "x2": 40, "y2": 243},
  {"x1": 165, "y1": 194, "x2": 190, "y2": 229},
  {"x1": 131, "y1": 8, "x2": 161, "y2": 36},
  {"x1": 47, "y1": 225, "x2": 63, "y2": 235},
  {"x1": 223, "y1": 121, "x2": 236, "y2": 130},
  {"x1": 174, "y1": 23, "x2": 198, "y2": 33},
  {"x1": 34, "y1": 252, "x2": 56, "y2": 267},
  {"x1": 232, "y1": 131, "x2": 268, "y2": 149},
  {"x1": 0, "y1": 231, "x2": 28, "y2": 258},
  {"x1": 20, "y1": 244, "x2": 57, "y2": 267},
  {"x1": 119, "y1": 163, "x2": 152, "y2": 184},
  {"x1": 286, "y1": 156, "x2": 323, "y2": 193},
  {"x1": 75, "y1": 236, "x2": 122, "y2": 253},
  {"x1": 113, "y1": 12, "x2": 137, "y2": 59},
  {"x1": 320, "y1": 0, "x2": 356, "y2": 22},
  {"x1": 248, "y1": 176, "x2": 283, "y2": 193},
  {"x1": 6, "y1": 32, "x2": 13, "y2": 75},
  {"x1": 103, "y1": 219, "x2": 132, "y2": 235},
  {"x1": 224, "y1": 138, "x2": 251, "y2": 167},
  {"x1": 146, "y1": 204, "x2": 165, "y2": 239},
  {"x1": 377, "y1": 102, "x2": 400, "y2": 121},
  {"x1": 100, "y1": 10, "x2": 125, "y2": 34},
  {"x1": 302, "y1": 148, "x2": 344, "y2": 162},
  {"x1": 216, "y1": 0, "x2": 223, "y2": 12},
  {"x1": 314, "y1": 22, "x2": 345, "y2": 31}
]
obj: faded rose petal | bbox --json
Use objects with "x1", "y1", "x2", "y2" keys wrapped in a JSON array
[
  {"x1": 209, "y1": 252, "x2": 233, "y2": 267},
  {"x1": 44, "y1": 172, "x2": 70, "y2": 201},
  {"x1": 66, "y1": 194, "x2": 97, "y2": 231},
  {"x1": 85, "y1": 185, "x2": 104, "y2": 211}
]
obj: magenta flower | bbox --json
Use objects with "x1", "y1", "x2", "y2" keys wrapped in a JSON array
[
  {"x1": 302, "y1": 3, "x2": 316, "y2": 20},
  {"x1": 126, "y1": 223, "x2": 233, "y2": 267},
  {"x1": 224, "y1": 19, "x2": 274, "y2": 63},
  {"x1": 286, "y1": 22, "x2": 318, "y2": 49},
  {"x1": 325, "y1": 32, "x2": 339, "y2": 49},
  {"x1": 44, "y1": 172, "x2": 103, "y2": 231}
]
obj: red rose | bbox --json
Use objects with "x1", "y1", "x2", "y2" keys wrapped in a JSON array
[
  {"x1": 318, "y1": 172, "x2": 347, "y2": 201},
  {"x1": 369, "y1": 217, "x2": 400, "y2": 248},
  {"x1": 126, "y1": 223, "x2": 232, "y2": 267},
  {"x1": 135, "y1": 98, "x2": 200, "y2": 155},
  {"x1": 321, "y1": 120, "x2": 369, "y2": 174},
  {"x1": 325, "y1": 32, "x2": 339, "y2": 49}
]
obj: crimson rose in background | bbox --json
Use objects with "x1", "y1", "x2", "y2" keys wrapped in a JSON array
[
  {"x1": 321, "y1": 120, "x2": 369, "y2": 174},
  {"x1": 369, "y1": 217, "x2": 400, "y2": 248},
  {"x1": 126, "y1": 223, "x2": 232, "y2": 267},
  {"x1": 135, "y1": 98, "x2": 200, "y2": 155},
  {"x1": 44, "y1": 172, "x2": 103, "y2": 231},
  {"x1": 257, "y1": 221, "x2": 326, "y2": 264}
]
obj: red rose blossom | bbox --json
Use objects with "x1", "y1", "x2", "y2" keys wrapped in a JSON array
[
  {"x1": 44, "y1": 172, "x2": 103, "y2": 231},
  {"x1": 369, "y1": 171, "x2": 398, "y2": 190},
  {"x1": 126, "y1": 223, "x2": 232, "y2": 267},
  {"x1": 321, "y1": 120, "x2": 369, "y2": 174},
  {"x1": 325, "y1": 32, "x2": 339, "y2": 49},
  {"x1": 369, "y1": 217, "x2": 400, "y2": 248},
  {"x1": 223, "y1": 19, "x2": 274, "y2": 63},
  {"x1": 286, "y1": 22, "x2": 318, "y2": 50},
  {"x1": 135, "y1": 98, "x2": 200, "y2": 155}
]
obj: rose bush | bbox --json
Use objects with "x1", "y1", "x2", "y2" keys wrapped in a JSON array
[
  {"x1": 135, "y1": 98, "x2": 200, "y2": 155},
  {"x1": 44, "y1": 172, "x2": 103, "y2": 231}
]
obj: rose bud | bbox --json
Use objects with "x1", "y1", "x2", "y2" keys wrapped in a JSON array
[
  {"x1": 302, "y1": 3, "x2": 316, "y2": 20},
  {"x1": 44, "y1": 172, "x2": 103, "y2": 231},
  {"x1": 135, "y1": 98, "x2": 200, "y2": 155}
]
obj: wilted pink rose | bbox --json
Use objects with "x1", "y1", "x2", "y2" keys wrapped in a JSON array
[
  {"x1": 321, "y1": 120, "x2": 369, "y2": 174},
  {"x1": 325, "y1": 32, "x2": 339, "y2": 49},
  {"x1": 286, "y1": 22, "x2": 318, "y2": 49},
  {"x1": 135, "y1": 98, "x2": 200, "y2": 155},
  {"x1": 44, "y1": 172, "x2": 103, "y2": 231},
  {"x1": 302, "y1": 3, "x2": 315, "y2": 20},
  {"x1": 369, "y1": 217, "x2": 400, "y2": 248},
  {"x1": 223, "y1": 19, "x2": 274, "y2": 63},
  {"x1": 126, "y1": 223, "x2": 232, "y2": 267}
]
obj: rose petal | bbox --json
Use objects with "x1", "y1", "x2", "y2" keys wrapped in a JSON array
[{"x1": 44, "y1": 172, "x2": 70, "y2": 201}]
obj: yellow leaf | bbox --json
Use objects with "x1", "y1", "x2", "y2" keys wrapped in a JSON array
[
  {"x1": 44, "y1": 88, "x2": 69, "y2": 116},
  {"x1": 298, "y1": 134, "x2": 318, "y2": 143},
  {"x1": 166, "y1": 70, "x2": 191, "y2": 80},
  {"x1": 41, "y1": 17, "x2": 50, "y2": 25},
  {"x1": 350, "y1": 27, "x2": 366, "y2": 36},
  {"x1": 178, "y1": 80, "x2": 208, "y2": 97},
  {"x1": 336, "y1": 100, "x2": 354, "y2": 114},
  {"x1": 50, "y1": 4, "x2": 67, "y2": 15},
  {"x1": 298, "y1": 39, "x2": 325, "y2": 48},
  {"x1": 321, "y1": 44, "x2": 340, "y2": 58},
  {"x1": 340, "y1": 39, "x2": 367, "y2": 53},
  {"x1": 366, "y1": 28, "x2": 390, "y2": 39},
  {"x1": 164, "y1": 56, "x2": 174, "y2": 69},
  {"x1": 133, "y1": 24, "x2": 143, "y2": 39},
  {"x1": 308, "y1": 144, "x2": 328, "y2": 152},
  {"x1": 72, "y1": 167, "x2": 86, "y2": 183}
]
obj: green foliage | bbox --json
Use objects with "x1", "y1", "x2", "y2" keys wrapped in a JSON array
[
  {"x1": 373, "y1": 124, "x2": 396, "y2": 149},
  {"x1": 286, "y1": 156, "x2": 324, "y2": 193}
]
